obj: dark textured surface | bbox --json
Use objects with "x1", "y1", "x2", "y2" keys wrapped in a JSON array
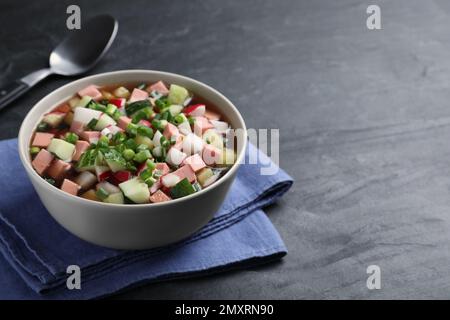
[{"x1": 2, "y1": 0, "x2": 450, "y2": 299}]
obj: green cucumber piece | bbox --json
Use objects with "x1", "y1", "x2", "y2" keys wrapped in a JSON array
[
  {"x1": 104, "y1": 192, "x2": 124, "y2": 204},
  {"x1": 47, "y1": 138, "x2": 75, "y2": 161},
  {"x1": 102, "y1": 149, "x2": 127, "y2": 172},
  {"x1": 95, "y1": 113, "x2": 116, "y2": 130},
  {"x1": 170, "y1": 178, "x2": 196, "y2": 199},
  {"x1": 168, "y1": 84, "x2": 189, "y2": 105},
  {"x1": 119, "y1": 178, "x2": 150, "y2": 204}
]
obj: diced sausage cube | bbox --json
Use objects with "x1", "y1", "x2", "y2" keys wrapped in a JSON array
[
  {"x1": 32, "y1": 132, "x2": 54, "y2": 148},
  {"x1": 163, "y1": 123, "x2": 179, "y2": 139},
  {"x1": 70, "y1": 120, "x2": 85, "y2": 135},
  {"x1": 203, "y1": 110, "x2": 221, "y2": 121},
  {"x1": 81, "y1": 131, "x2": 101, "y2": 144},
  {"x1": 193, "y1": 116, "x2": 214, "y2": 136},
  {"x1": 73, "y1": 140, "x2": 90, "y2": 161},
  {"x1": 183, "y1": 154, "x2": 206, "y2": 172},
  {"x1": 149, "y1": 190, "x2": 171, "y2": 203},
  {"x1": 47, "y1": 160, "x2": 71, "y2": 180},
  {"x1": 173, "y1": 165, "x2": 196, "y2": 183},
  {"x1": 129, "y1": 88, "x2": 149, "y2": 103},
  {"x1": 155, "y1": 163, "x2": 170, "y2": 176},
  {"x1": 146, "y1": 81, "x2": 169, "y2": 95},
  {"x1": 77, "y1": 85, "x2": 102, "y2": 100},
  {"x1": 32, "y1": 149, "x2": 54, "y2": 175},
  {"x1": 61, "y1": 179, "x2": 81, "y2": 196},
  {"x1": 117, "y1": 116, "x2": 132, "y2": 130}
]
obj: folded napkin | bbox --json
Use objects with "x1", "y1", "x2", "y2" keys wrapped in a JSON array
[{"x1": 0, "y1": 139, "x2": 292, "y2": 299}]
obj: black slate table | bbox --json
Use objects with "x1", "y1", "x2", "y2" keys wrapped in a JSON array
[{"x1": 2, "y1": 0, "x2": 450, "y2": 299}]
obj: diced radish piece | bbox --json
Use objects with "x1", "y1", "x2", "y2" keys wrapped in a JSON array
[
  {"x1": 178, "y1": 121, "x2": 192, "y2": 135},
  {"x1": 204, "y1": 110, "x2": 221, "y2": 121},
  {"x1": 149, "y1": 179, "x2": 162, "y2": 194},
  {"x1": 113, "y1": 170, "x2": 132, "y2": 182},
  {"x1": 101, "y1": 125, "x2": 123, "y2": 138},
  {"x1": 129, "y1": 88, "x2": 149, "y2": 103},
  {"x1": 117, "y1": 116, "x2": 132, "y2": 130},
  {"x1": 81, "y1": 131, "x2": 101, "y2": 144},
  {"x1": 74, "y1": 171, "x2": 97, "y2": 190},
  {"x1": 109, "y1": 98, "x2": 126, "y2": 108},
  {"x1": 184, "y1": 104, "x2": 205, "y2": 117},
  {"x1": 163, "y1": 122, "x2": 179, "y2": 139},
  {"x1": 183, "y1": 154, "x2": 206, "y2": 172},
  {"x1": 32, "y1": 149, "x2": 54, "y2": 175},
  {"x1": 42, "y1": 112, "x2": 66, "y2": 128},
  {"x1": 73, "y1": 140, "x2": 90, "y2": 161},
  {"x1": 150, "y1": 190, "x2": 171, "y2": 203},
  {"x1": 202, "y1": 144, "x2": 222, "y2": 165},
  {"x1": 96, "y1": 181, "x2": 121, "y2": 194},
  {"x1": 152, "y1": 130, "x2": 163, "y2": 147},
  {"x1": 61, "y1": 179, "x2": 81, "y2": 195},
  {"x1": 193, "y1": 116, "x2": 214, "y2": 136},
  {"x1": 78, "y1": 85, "x2": 102, "y2": 100},
  {"x1": 166, "y1": 148, "x2": 187, "y2": 166},
  {"x1": 161, "y1": 173, "x2": 181, "y2": 188},
  {"x1": 47, "y1": 159, "x2": 71, "y2": 180},
  {"x1": 32, "y1": 132, "x2": 54, "y2": 148},
  {"x1": 210, "y1": 120, "x2": 229, "y2": 133},
  {"x1": 146, "y1": 81, "x2": 169, "y2": 95},
  {"x1": 173, "y1": 165, "x2": 196, "y2": 183},
  {"x1": 182, "y1": 133, "x2": 204, "y2": 155},
  {"x1": 95, "y1": 166, "x2": 111, "y2": 181},
  {"x1": 73, "y1": 107, "x2": 102, "y2": 125}
]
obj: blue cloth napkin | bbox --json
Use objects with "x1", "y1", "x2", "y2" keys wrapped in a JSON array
[{"x1": 0, "y1": 139, "x2": 292, "y2": 299}]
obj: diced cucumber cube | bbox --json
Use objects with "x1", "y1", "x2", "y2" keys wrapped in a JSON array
[
  {"x1": 104, "y1": 192, "x2": 124, "y2": 204},
  {"x1": 168, "y1": 84, "x2": 189, "y2": 105},
  {"x1": 95, "y1": 113, "x2": 117, "y2": 131},
  {"x1": 168, "y1": 104, "x2": 183, "y2": 116},
  {"x1": 119, "y1": 178, "x2": 150, "y2": 204},
  {"x1": 47, "y1": 138, "x2": 75, "y2": 161}
]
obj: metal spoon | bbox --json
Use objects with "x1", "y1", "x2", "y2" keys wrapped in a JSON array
[{"x1": 0, "y1": 14, "x2": 118, "y2": 112}]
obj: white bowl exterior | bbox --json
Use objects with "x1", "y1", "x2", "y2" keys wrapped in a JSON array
[{"x1": 18, "y1": 70, "x2": 247, "y2": 249}]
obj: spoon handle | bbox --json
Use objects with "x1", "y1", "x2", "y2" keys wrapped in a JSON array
[
  {"x1": 0, "y1": 68, "x2": 52, "y2": 112},
  {"x1": 0, "y1": 81, "x2": 30, "y2": 112}
]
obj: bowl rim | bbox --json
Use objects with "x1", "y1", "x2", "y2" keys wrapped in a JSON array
[{"x1": 18, "y1": 69, "x2": 247, "y2": 208}]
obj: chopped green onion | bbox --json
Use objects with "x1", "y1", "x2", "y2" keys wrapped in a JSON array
[
  {"x1": 170, "y1": 178, "x2": 196, "y2": 199},
  {"x1": 174, "y1": 113, "x2": 187, "y2": 125},
  {"x1": 136, "y1": 83, "x2": 146, "y2": 90},
  {"x1": 123, "y1": 149, "x2": 135, "y2": 161},
  {"x1": 105, "y1": 104, "x2": 118, "y2": 116},
  {"x1": 112, "y1": 132, "x2": 127, "y2": 144},
  {"x1": 133, "y1": 150, "x2": 151, "y2": 163},
  {"x1": 139, "y1": 168, "x2": 153, "y2": 181},
  {"x1": 126, "y1": 100, "x2": 151, "y2": 116},
  {"x1": 137, "y1": 125, "x2": 153, "y2": 138},
  {"x1": 155, "y1": 97, "x2": 170, "y2": 111},
  {"x1": 124, "y1": 138, "x2": 138, "y2": 150},
  {"x1": 96, "y1": 187, "x2": 109, "y2": 200},
  {"x1": 146, "y1": 159, "x2": 156, "y2": 171},
  {"x1": 126, "y1": 162, "x2": 137, "y2": 172},
  {"x1": 97, "y1": 136, "x2": 110, "y2": 148},
  {"x1": 188, "y1": 116, "x2": 195, "y2": 126},
  {"x1": 144, "y1": 176, "x2": 157, "y2": 187},
  {"x1": 65, "y1": 132, "x2": 79, "y2": 144},
  {"x1": 126, "y1": 123, "x2": 138, "y2": 136},
  {"x1": 30, "y1": 146, "x2": 41, "y2": 155},
  {"x1": 112, "y1": 109, "x2": 122, "y2": 121},
  {"x1": 136, "y1": 144, "x2": 148, "y2": 152}
]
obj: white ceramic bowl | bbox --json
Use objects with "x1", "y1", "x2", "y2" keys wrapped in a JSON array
[{"x1": 18, "y1": 70, "x2": 247, "y2": 249}]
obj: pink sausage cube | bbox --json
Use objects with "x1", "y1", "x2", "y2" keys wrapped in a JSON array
[
  {"x1": 193, "y1": 116, "x2": 214, "y2": 136},
  {"x1": 61, "y1": 179, "x2": 80, "y2": 196},
  {"x1": 32, "y1": 132, "x2": 54, "y2": 148},
  {"x1": 77, "y1": 85, "x2": 102, "y2": 101},
  {"x1": 202, "y1": 144, "x2": 222, "y2": 165},
  {"x1": 155, "y1": 163, "x2": 170, "y2": 176},
  {"x1": 73, "y1": 140, "x2": 90, "y2": 161},
  {"x1": 118, "y1": 116, "x2": 132, "y2": 130},
  {"x1": 150, "y1": 190, "x2": 171, "y2": 203},
  {"x1": 32, "y1": 149, "x2": 54, "y2": 175},
  {"x1": 204, "y1": 110, "x2": 221, "y2": 121},
  {"x1": 183, "y1": 154, "x2": 206, "y2": 172},
  {"x1": 146, "y1": 81, "x2": 169, "y2": 95},
  {"x1": 173, "y1": 165, "x2": 196, "y2": 183},
  {"x1": 81, "y1": 131, "x2": 101, "y2": 144},
  {"x1": 129, "y1": 88, "x2": 149, "y2": 103},
  {"x1": 70, "y1": 120, "x2": 85, "y2": 136},
  {"x1": 163, "y1": 123, "x2": 179, "y2": 139},
  {"x1": 47, "y1": 160, "x2": 71, "y2": 180}
]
